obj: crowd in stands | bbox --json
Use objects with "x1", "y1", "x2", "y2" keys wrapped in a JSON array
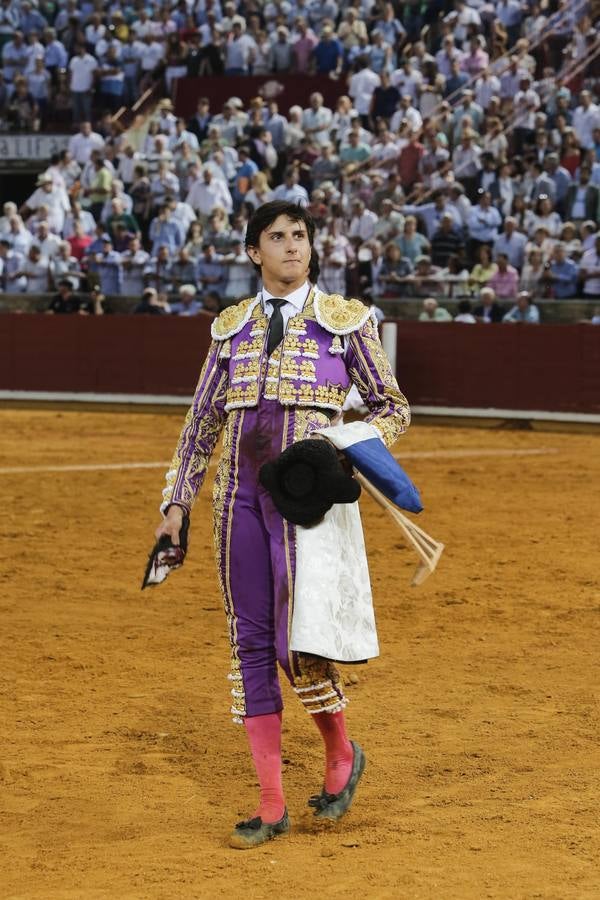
[{"x1": 1, "y1": 0, "x2": 600, "y2": 321}]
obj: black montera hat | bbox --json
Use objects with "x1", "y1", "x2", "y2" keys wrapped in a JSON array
[{"x1": 259, "y1": 439, "x2": 361, "y2": 527}]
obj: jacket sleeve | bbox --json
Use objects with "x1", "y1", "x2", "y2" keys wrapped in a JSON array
[
  {"x1": 160, "y1": 340, "x2": 229, "y2": 514},
  {"x1": 345, "y1": 315, "x2": 411, "y2": 448}
]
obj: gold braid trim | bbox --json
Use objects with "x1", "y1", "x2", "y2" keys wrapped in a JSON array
[
  {"x1": 211, "y1": 297, "x2": 261, "y2": 340},
  {"x1": 313, "y1": 290, "x2": 374, "y2": 335}
]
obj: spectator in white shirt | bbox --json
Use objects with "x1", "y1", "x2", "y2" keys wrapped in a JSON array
[
  {"x1": 224, "y1": 20, "x2": 257, "y2": 74},
  {"x1": 186, "y1": 167, "x2": 233, "y2": 220},
  {"x1": 348, "y1": 199, "x2": 377, "y2": 244},
  {"x1": 20, "y1": 245, "x2": 51, "y2": 292},
  {"x1": 271, "y1": 169, "x2": 309, "y2": 206},
  {"x1": 20, "y1": 173, "x2": 69, "y2": 234},
  {"x1": 68, "y1": 44, "x2": 98, "y2": 123},
  {"x1": 34, "y1": 221, "x2": 62, "y2": 259},
  {"x1": 68, "y1": 121, "x2": 105, "y2": 166},
  {"x1": 572, "y1": 91, "x2": 600, "y2": 151},
  {"x1": 348, "y1": 56, "x2": 380, "y2": 127},
  {"x1": 580, "y1": 235, "x2": 600, "y2": 298},
  {"x1": 302, "y1": 93, "x2": 333, "y2": 146}
]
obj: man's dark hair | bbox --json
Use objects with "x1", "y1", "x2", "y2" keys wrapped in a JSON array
[{"x1": 245, "y1": 201, "x2": 320, "y2": 282}]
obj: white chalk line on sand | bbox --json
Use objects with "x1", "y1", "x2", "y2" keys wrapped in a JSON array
[{"x1": 0, "y1": 447, "x2": 558, "y2": 475}]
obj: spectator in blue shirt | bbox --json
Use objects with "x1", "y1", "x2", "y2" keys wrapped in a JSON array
[
  {"x1": 197, "y1": 243, "x2": 226, "y2": 297},
  {"x1": 148, "y1": 205, "x2": 183, "y2": 255},
  {"x1": 544, "y1": 153, "x2": 572, "y2": 217},
  {"x1": 170, "y1": 283, "x2": 203, "y2": 316},
  {"x1": 94, "y1": 235, "x2": 122, "y2": 296},
  {"x1": 503, "y1": 291, "x2": 541, "y2": 324},
  {"x1": 312, "y1": 26, "x2": 343, "y2": 76},
  {"x1": 543, "y1": 243, "x2": 579, "y2": 299}
]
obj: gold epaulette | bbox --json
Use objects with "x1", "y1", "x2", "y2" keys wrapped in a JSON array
[
  {"x1": 211, "y1": 297, "x2": 261, "y2": 341},
  {"x1": 313, "y1": 291, "x2": 373, "y2": 335}
]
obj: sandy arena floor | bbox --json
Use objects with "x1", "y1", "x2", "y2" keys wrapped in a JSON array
[{"x1": 1, "y1": 408, "x2": 599, "y2": 900}]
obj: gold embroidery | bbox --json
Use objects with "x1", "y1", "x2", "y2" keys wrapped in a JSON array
[
  {"x1": 216, "y1": 410, "x2": 247, "y2": 720},
  {"x1": 301, "y1": 338, "x2": 319, "y2": 358},
  {"x1": 299, "y1": 360, "x2": 316, "y2": 382},
  {"x1": 287, "y1": 314, "x2": 307, "y2": 334},
  {"x1": 314, "y1": 291, "x2": 372, "y2": 335},
  {"x1": 328, "y1": 335, "x2": 344, "y2": 355},
  {"x1": 292, "y1": 655, "x2": 346, "y2": 714},
  {"x1": 225, "y1": 381, "x2": 259, "y2": 410},
  {"x1": 231, "y1": 359, "x2": 260, "y2": 384},
  {"x1": 211, "y1": 297, "x2": 258, "y2": 340},
  {"x1": 283, "y1": 334, "x2": 301, "y2": 356},
  {"x1": 348, "y1": 328, "x2": 411, "y2": 448},
  {"x1": 280, "y1": 357, "x2": 299, "y2": 379},
  {"x1": 232, "y1": 336, "x2": 263, "y2": 359},
  {"x1": 293, "y1": 409, "x2": 332, "y2": 440}
]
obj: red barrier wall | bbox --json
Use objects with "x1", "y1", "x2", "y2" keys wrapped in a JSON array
[
  {"x1": 1, "y1": 317, "x2": 599, "y2": 414},
  {"x1": 174, "y1": 75, "x2": 346, "y2": 118}
]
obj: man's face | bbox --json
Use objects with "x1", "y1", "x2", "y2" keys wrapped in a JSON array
[{"x1": 246, "y1": 214, "x2": 311, "y2": 287}]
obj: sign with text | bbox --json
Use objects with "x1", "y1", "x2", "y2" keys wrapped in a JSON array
[{"x1": 0, "y1": 134, "x2": 71, "y2": 161}]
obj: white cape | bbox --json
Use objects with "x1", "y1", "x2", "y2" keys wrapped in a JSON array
[{"x1": 290, "y1": 422, "x2": 381, "y2": 662}]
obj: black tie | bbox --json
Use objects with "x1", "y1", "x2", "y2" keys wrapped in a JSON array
[{"x1": 267, "y1": 298, "x2": 286, "y2": 356}]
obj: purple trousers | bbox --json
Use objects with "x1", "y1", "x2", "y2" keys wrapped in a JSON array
[{"x1": 213, "y1": 401, "x2": 346, "y2": 722}]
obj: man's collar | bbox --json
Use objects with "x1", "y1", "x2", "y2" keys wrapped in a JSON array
[{"x1": 261, "y1": 281, "x2": 310, "y2": 311}]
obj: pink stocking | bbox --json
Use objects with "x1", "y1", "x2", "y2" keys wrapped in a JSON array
[
  {"x1": 244, "y1": 712, "x2": 285, "y2": 823},
  {"x1": 312, "y1": 709, "x2": 354, "y2": 794}
]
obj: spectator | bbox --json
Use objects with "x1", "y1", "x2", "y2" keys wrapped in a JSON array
[
  {"x1": 395, "y1": 215, "x2": 429, "y2": 264},
  {"x1": 411, "y1": 255, "x2": 443, "y2": 298},
  {"x1": 149, "y1": 205, "x2": 183, "y2": 255},
  {"x1": 470, "y1": 244, "x2": 498, "y2": 294},
  {"x1": 120, "y1": 236, "x2": 150, "y2": 295},
  {"x1": 186, "y1": 167, "x2": 233, "y2": 220},
  {"x1": 580, "y1": 235, "x2": 600, "y2": 298},
  {"x1": 170, "y1": 283, "x2": 202, "y2": 316},
  {"x1": 133, "y1": 287, "x2": 170, "y2": 315},
  {"x1": 197, "y1": 242, "x2": 226, "y2": 297},
  {"x1": 467, "y1": 190, "x2": 502, "y2": 262},
  {"x1": 68, "y1": 44, "x2": 98, "y2": 124},
  {"x1": 20, "y1": 244, "x2": 50, "y2": 292},
  {"x1": 67, "y1": 220, "x2": 93, "y2": 262},
  {"x1": 488, "y1": 253, "x2": 520, "y2": 300},
  {"x1": 312, "y1": 25, "x2": 343, "y2": 76},
  {"x1": 50, "y1": 240, "x2": 81, "y2": 288},
  {"x1": 454, "y1": 299, "x2": 477, "y2": 323},
  {"x1": 222, "y1": 239, "x2": 254, "y2": 299},
  {"x1": 144, "y1": 244, "x2": 173, "y2": 294},
  {"x1": 418, "y1": 297, "x2": 452, "y2": 322},
  {"x1": 169, "y1": 246, "x2": 198, "y2": 291},
  {"x1": 542, "y1": 243, "x2": 579, "y2": 299},
  {"x1": 520, "y1": 248, "x2": 546, "y2": 296},
  {"x1": 503, "y1": 290, "x2": 540, "y2": 323},
  {"x1": 0, "y1": 238, "x2": 26, "y2": 292},
  {"x1": 20, "y1": 172, "x2": 69, "y2": 234},
  {"x1": 473, "y1": 286, "x2": 505, "y2": 323},
  {"x1": 493, "y1": 217, "x2": 528, "y2": 270},
  {"x1": 379, "y1": 242, "x2": 412, "y2": 298},
  {"x1": 106, "y1": 199, "x2": 140, "y2": 243},
  {"x1": 271, "y1": 169, "x2": 309, "y2": 207},
  {"x1": 348, "y1": 199, "x2": 377, "y2": 245},
  {"x1": 46, "y1": 278, "x2": 86, "y2": 314},
  {"x1": 564, "y1": 164, "x2": 600, "y2": 223},
  {"x1": 430, "y1": 213, "x2": 465, "y2": 268},
  {"x1": 93, "y1": 235, "x2": 122, "y2": 296}
]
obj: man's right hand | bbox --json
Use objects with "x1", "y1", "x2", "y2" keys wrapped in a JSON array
[{"x1": 155, "y1": 504, "x2": 185, "y2": 545}]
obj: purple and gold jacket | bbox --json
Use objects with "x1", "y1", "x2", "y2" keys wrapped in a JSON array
[{"x1": 161, "y1": 288, "x2": 410, "y2": 513}]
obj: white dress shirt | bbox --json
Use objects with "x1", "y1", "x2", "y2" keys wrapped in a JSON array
[{"x1": 261, "y1": 280, "x2": 311, "y2": 330}]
